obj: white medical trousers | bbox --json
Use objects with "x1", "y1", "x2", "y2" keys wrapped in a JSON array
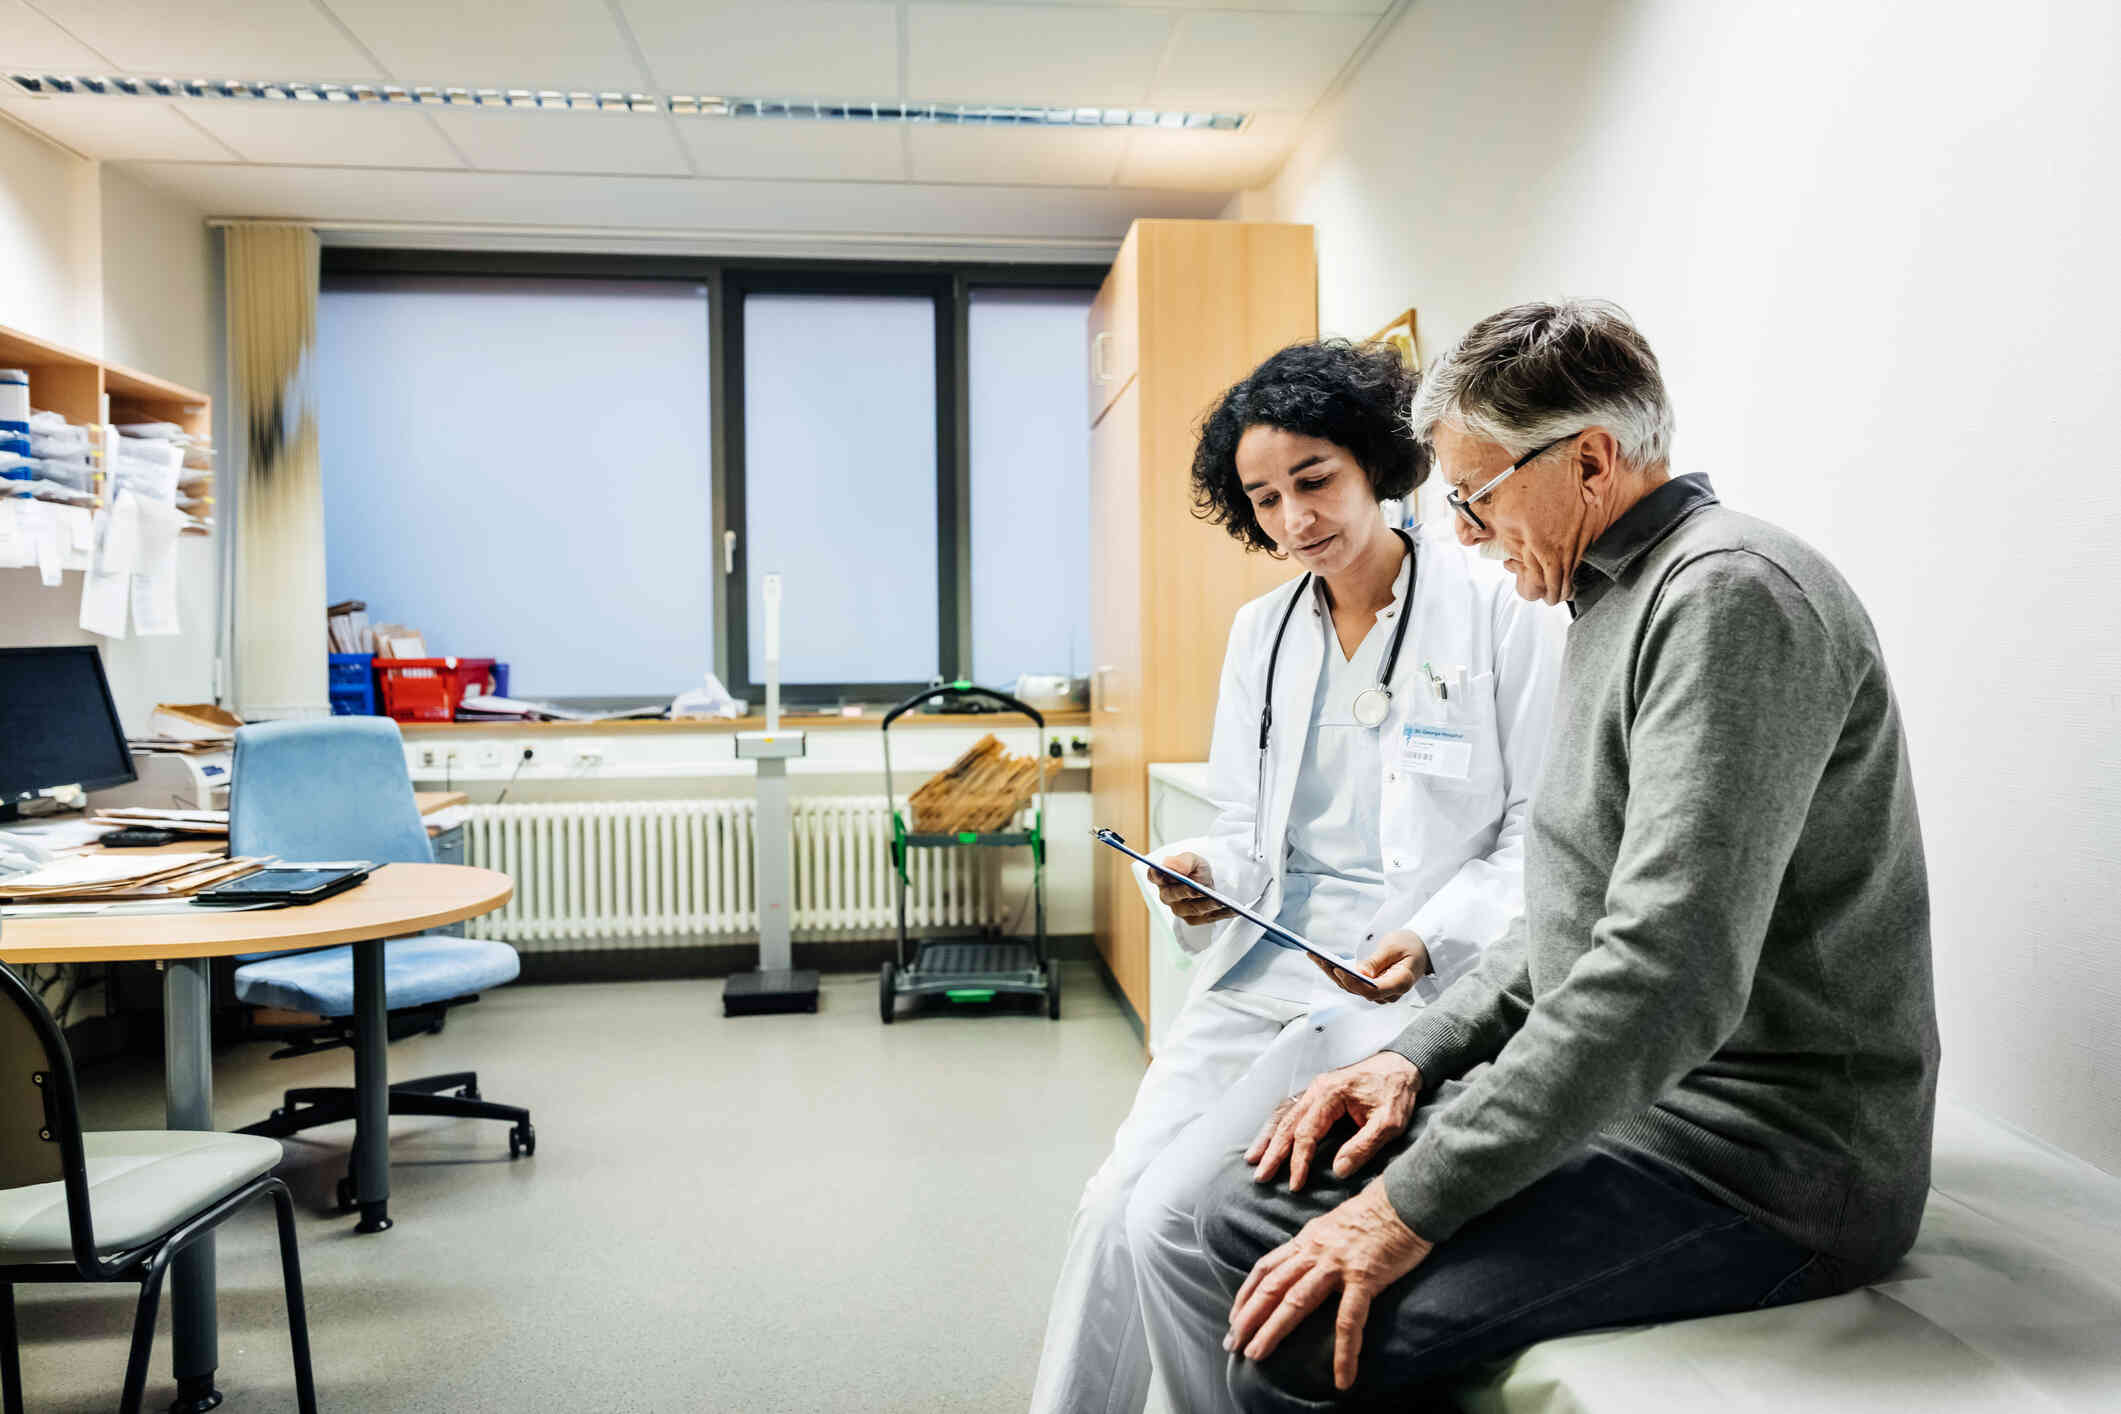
[{"x1": 1031, "y1": 990, "x2": 1414, "y2": 1414}]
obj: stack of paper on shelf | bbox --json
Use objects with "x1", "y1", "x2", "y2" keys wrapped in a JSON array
[{"x1": 328, "y1": 600, "x2": 374, "y2": 653}]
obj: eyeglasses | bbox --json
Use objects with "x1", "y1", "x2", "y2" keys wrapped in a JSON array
[{"x1": 1444, "y1": 433, "x2": 1580, "y2": 533}]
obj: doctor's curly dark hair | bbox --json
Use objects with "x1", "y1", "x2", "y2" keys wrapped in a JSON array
[{"x1": 1189, "y1": 339, "x2": 1426, "y2": 554}]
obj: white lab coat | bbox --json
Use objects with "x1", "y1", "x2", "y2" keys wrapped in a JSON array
[
  {"x1": 1032, "y1": 528, "x2": 1564, "y2": 1414},
  {"x1": 1173, "y1": 523, "x2": 1564, "y2": 1012}
]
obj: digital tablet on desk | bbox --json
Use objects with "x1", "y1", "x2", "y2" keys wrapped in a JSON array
[
  {"x1": 194, "y1": 862, "x2": 376, "y2": 907},
  {"x1": 1091, "y1": 829, "x2": 1380, "y2": 994}
]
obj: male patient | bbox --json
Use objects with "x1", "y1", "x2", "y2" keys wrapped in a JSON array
[{"x1": 1180, "y1": 300, "x2": 1939, "y2": 1410}]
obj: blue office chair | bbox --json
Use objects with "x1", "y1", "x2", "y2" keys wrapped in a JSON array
[{"x1": 227, "y1": 719, "x2": 533, "y2": 1212}]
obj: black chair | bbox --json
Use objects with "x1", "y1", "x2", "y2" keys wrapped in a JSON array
[{"x1": 0, "y1": 962, "x2": 317, "y2": 1414}]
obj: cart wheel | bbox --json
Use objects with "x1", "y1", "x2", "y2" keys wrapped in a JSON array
[
  {"x1": 879, "y1": 962, "x2": 897, "y2": 1025},
  {"x1": 1046, "y1": 965, "x2": 1062, "y2": 1020}
]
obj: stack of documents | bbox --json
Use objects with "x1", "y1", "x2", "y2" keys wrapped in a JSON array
[
  {"x1": 150, "y1": 703, "x2": 239, "y2": 741},
  {"x1": 328, "y1": 599, "x2": 373, "y2": 653},
  {"x1": 458, "y1": 694, "x2": 666, "y2": 723},
  {"x1": 0, "y1": 852, "x2": 263, "y2": 904},
  {"x1": 88, "y1": 807, "x2": 229, "y2": 837}
]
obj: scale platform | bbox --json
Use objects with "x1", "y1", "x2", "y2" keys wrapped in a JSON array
[{"x1": 723, "y1": 967, "x2": 820, "y2": 1016}]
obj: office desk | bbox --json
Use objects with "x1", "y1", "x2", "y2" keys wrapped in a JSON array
[{"x1": 0, "y1": 862, "x2": 511, "y2": 1411}]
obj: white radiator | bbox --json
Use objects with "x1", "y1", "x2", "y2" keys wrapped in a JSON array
[{"x1": 461, "y1": 797, "x2": 1006, "y2": 951}]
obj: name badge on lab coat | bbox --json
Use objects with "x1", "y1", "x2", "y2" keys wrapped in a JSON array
[{"x1": 1399, "y1": 723, "x2": 1473, "y2": 780}]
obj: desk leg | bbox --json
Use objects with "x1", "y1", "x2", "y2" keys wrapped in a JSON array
[
  {"x1": 351, "y1": 939, "x2": 393, "y2": 1234},
  {"x1": 164, "y1": 957, "x2": 224, "y2": 1412}
]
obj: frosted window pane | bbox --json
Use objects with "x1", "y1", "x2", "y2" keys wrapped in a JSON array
[
  {"x1": 968, "y1": 287, "x2": 1094, "y2": 688},
  {"x1": 742, "y1": 292, "x2": 938, "y2": 685},
  {"x1": 318, "y1": 275, "x2": 713, "y2": 699}
]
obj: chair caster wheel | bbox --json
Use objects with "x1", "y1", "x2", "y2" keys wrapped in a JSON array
[
  {"x1": 335, "y1": 1175, "x2": 357, "y2": 1212},
  {"x1": 509, "y1": 1122, "x2": 535, "y2": 1159},
  {"x1": 456, "y1": 1086, "x2": 480, "y2": 1100}
]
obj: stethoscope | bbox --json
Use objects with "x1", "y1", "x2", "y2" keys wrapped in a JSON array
[{"x1": 1248, "y1": 527, "x2": 1417, "y2": 875}]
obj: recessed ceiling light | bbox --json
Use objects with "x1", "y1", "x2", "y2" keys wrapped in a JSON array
[{"x1": 0, "y1": 72, "x2": 1249, "y2": 133}]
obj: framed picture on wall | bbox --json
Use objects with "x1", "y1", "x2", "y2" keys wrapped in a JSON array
[{"x1": 1367, "y1": 308, "x2": 1421, "y2": 371}]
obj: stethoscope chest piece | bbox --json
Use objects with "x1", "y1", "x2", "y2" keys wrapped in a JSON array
[{"x1": 1350, "y1": 686, "x2": 1393, "y2": 729}]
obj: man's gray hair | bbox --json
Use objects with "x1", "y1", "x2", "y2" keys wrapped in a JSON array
[{"x1": 1409, "y1": 299, "x2": 1674, "y2": 469}]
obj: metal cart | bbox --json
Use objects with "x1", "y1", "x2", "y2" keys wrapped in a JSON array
[{"x1": 879, "y1": 683, "x2": 1058, "y2": 1023}]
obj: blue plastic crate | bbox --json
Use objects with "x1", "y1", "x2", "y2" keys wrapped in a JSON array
[{"x1": 328, "y1": 652, "x2": 377, "y2": 715}]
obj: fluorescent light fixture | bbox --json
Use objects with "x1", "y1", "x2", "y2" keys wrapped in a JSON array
[{"x1": 0, "y1": 72, "x2": 1249, "y2": 132}]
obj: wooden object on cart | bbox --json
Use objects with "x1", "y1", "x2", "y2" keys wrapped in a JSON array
[{"x1": 908, "y1": 734, "x2": 1061, "y2": 834}]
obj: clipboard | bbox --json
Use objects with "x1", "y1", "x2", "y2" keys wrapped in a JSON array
[{"x1": 1092, "y1": 829, "x2": 1380, "y2": 994}]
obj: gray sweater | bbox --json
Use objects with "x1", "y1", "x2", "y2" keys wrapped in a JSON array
[{"x1": 1383, "y1": 475, "x2": 1938, "y2": 1279}]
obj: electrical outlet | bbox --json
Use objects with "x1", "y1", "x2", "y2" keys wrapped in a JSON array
[
  {"x1": 474, "y1": 742, "x2": 506, "y2": 769},
  {"x1": 418, "y1": 746, "x2": 440, "y2": 770},
  {"x1": 571, "y1": 742, "x2": 606, "y2": 768}
]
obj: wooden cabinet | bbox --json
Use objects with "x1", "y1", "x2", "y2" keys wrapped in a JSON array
[{"x1": 1087, "y1": 220, "x2": 1317, "y2": 1026}]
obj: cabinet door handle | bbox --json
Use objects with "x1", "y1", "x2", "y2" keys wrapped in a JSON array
[
  {"x1": 1095, "y1": 664, "x2": 1119, "y2": 713},
  {"x1": 1092, "y1": 331, "x2": 1114, "y2": 383}
]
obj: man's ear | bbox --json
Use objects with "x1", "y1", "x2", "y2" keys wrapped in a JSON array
[{"x1": 1576, "y1": 428, "x2": 1624, "y2": 501}]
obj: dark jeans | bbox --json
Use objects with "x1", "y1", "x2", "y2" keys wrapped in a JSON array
[{"x1": 1198, "y1": 1127, "x2": 1849, "y2": 1412}]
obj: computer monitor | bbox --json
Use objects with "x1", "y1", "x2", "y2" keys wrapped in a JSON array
[{"x1": 0, "y1": 645, "x2": 136, "y2": 817}]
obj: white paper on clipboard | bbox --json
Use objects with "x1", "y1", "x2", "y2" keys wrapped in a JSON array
[{"x1": 1092, "y1": 829, "x2": 1380, "y2": 993}]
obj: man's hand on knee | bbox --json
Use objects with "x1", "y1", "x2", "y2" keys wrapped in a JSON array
[
  {"x1": 1224, "y1": 1182, "x2": 1434, "y2": 1392},
  {"x1": 1249, "y1": 1052, "x2": 1421, "y2": 1189}
]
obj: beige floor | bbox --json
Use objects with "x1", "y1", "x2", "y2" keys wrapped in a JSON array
[{"x1": 15, "y1": 964, "x2": 1147, "y2": 1413}]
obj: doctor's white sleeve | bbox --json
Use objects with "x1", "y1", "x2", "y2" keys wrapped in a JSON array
[
  {"x1": 1405, "y1": 590, "x2": 1566, "y2": 1000},
  {"x1": 1160, "y1": 601, "x2": 1268, "y2": 954}
]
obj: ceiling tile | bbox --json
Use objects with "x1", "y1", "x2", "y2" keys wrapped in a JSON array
[
  {"x1": 323, "y1": 0, "x2": 651, "y2": 90},
  {"x1": 29, "y1": 0, "x2": 385, "y2": 78},
  {"x1": 906, "y1": 123, "x2": 1130, "y2": 187},
  {"x1": 916, "y1": 0, "x2": 1384, "y2": 11},
  {"x1": 906, "y1": 4, "x2": 1171, "y2": 107},
  {"x1": 177, "y1": 100, "x2": 461, "y2": 167},
  {"x1": 431, "y1": 107, "x2": 687, "y2": 175},
  {"x1": 0, "y1": 94, "x2": 235, "y2": 159},
  {"x1": 115, "y1": 159, "x2": 1229, "y2": 246},
  {"x1": 1115, "y1": 110, "x2": 1301, "y2": 193},
  {"x1": 675, "y1": 119, "x2": 908, "y2": 182},
  {"x1": 1150, "y1": 12, "x2": 1378, "y2": 111},
  {"x1": 618, "y1": 1, "x2": 901, "y2": 98},
  {"x1": 0, "y1": 0, "x2": 114, "y2": 70}
]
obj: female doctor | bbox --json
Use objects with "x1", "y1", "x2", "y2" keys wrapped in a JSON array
[{"x1": 1030, "y1": 341, "x2": 1563, "y2": 1414}]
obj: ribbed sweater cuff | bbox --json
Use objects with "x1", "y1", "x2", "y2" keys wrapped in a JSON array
[{"x1": 1383, "y1": 1008, "x2": 1481, "y2": 1094}]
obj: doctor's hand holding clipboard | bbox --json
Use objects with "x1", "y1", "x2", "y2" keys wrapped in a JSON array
[{"x1": 1098, "y1": 829, "x2": 1420, "y2": 1001}]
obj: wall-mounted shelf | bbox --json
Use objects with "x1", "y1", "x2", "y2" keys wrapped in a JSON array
[
  {"x1": 0, "y1": 322, "x2": 211, "y2": 436},
  {"x1": 1, "y1": 320, "x2": 213, "y2": 541}
]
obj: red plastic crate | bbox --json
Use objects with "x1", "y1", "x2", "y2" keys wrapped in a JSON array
[{"x1": 375, "y1": 657, "x2": 498, "y2": 723}]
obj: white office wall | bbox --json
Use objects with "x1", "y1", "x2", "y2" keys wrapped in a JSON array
[
  {"x1": 0, "y1": 112, "x2": 100, "y2": 353},
  {"x1": 0, "y1": 121, "x2": 222, "y2": 734},
  {"x1": 1231, "y1": 0, "x2": 2121, "y2": 1169},
  {"x1": 317, "y1": 275, "x2": 717, "y2": 700}
]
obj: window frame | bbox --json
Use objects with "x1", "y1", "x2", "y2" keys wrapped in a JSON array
[{"x1": 319, "y1": 248, "x2": 1105, "y2": 709}]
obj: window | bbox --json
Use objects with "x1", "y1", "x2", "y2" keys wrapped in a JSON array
[
  {"x1": 317, "y1": 274, "x2": 713, "y2": 699},
  {"x1": 967, "y1": 286, "x2": 1096, "y2": 687},
  {"x1": 728, "y1": 281, "x2": 949, "y2": 698},
  {"x1": 317, "y1": 252, "x2": 1101, "y2": 708}
]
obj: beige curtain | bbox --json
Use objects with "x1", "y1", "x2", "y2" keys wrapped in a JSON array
[{"x1": 225, "y1": 223, "x2": 326, "y2": 719}]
